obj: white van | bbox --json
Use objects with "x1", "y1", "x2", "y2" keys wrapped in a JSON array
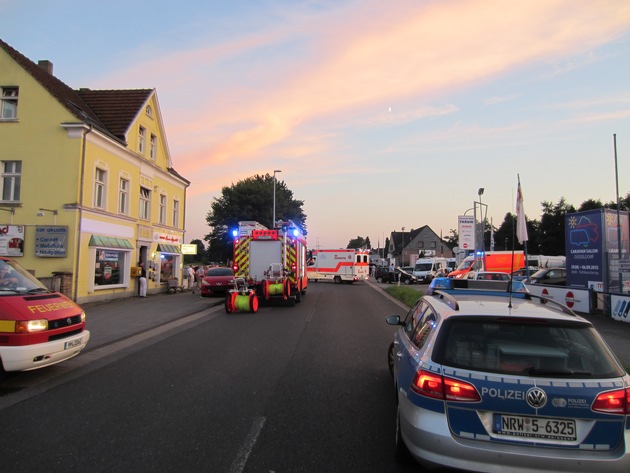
[{"x1": 413, "y1": 257, "x2": 448, "y2": 283}]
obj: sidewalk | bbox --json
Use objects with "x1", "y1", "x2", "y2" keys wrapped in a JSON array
[{"x1": 82, "y1": 290, "x2": 223, "y2": 350}]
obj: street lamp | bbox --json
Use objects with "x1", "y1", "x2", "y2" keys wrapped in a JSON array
[
  {"x1": 272, "y1": 169, "x2": 282, "y2": 228},
  {"x1": 37, "y1": 207, "x2": 58, "y2": 224},
  {"x1": 477, "y1": 188, "x2": 485, "y2": 251}
]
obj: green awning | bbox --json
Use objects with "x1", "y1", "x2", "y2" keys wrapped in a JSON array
[
  {"x1": 89, "y1": 235, "x2": 134, "y2": 249},
  {"x1": 157, "y1": 244, "x2": 180, "y2": 253}
]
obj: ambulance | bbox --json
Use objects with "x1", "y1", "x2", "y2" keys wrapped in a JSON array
[
  {"x1": 448, "y1": 250, "x2": 525, "y2": 279},
  {"x1": 306, "y1": 249, "x2": 370, "y2": 283},
  {"x1": 0, "y1": 257, "x2": 90, "y2": 375},
  {"x1": 232, "y1": 221, "x2": 308, "y2": 306}
]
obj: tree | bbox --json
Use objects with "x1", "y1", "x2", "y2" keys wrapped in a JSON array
[
  {"x1": 539, "y1": 198, "x2": 576, "y2": 255},
  {"x1": 204, "y1": 174, "x2": 307, "y2": 263},
  {"x1": 347, "y1": 236, "x2": 371, "y2": 249}
]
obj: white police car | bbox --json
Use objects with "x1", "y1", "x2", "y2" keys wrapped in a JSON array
[{"x1": 386, "y1": 278, "x2": 630, "y2": 472}]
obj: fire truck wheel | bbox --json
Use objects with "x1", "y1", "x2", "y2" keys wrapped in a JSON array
[
  {"x1": 295, "y1": 286, "x2": 301, "y2": 303},
  {"x1": 283, "y1": 279, "x2": 291, "y2": 299},
  {"x1": 249, "y1": 293, "x2": 259, "y2": 313}
]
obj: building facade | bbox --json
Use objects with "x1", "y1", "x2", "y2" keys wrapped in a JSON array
[
  {"x1": 0, "y1": 39, "x2": 190, "y2": 303},
  {"x1": 387, "y1": 226, "x2": 454, "y2": 266}
]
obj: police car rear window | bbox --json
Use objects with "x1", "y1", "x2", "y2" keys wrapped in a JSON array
[{"x1": 433, "y1": 317, "x2": 624, "y2": 378}]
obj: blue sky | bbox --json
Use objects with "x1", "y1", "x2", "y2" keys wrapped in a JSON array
[{"x1": 3, "y1": 0, "x2": 630, "y2": 249}]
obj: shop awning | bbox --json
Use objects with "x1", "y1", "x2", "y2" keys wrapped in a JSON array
[
  {"x1": 89, "y1": 235, "x2": 134, "y2": 249},
  {"x1": 157, "y1": 244, "x2": 180, "y2": 253}
]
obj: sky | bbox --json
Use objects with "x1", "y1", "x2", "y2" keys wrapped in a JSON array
[{"x1": 3, "y1": 0, "x2": 630, "y2": 250}]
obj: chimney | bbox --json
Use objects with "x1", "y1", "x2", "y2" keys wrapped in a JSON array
[{"x1": 37, "y1": 60, "x2": 53, "y2": 75}]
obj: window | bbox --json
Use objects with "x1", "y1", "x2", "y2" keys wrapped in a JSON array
[
  {"x1": 94, "y1": 168, "x2": 107, "y2": 209},
  {"x1": 172, "y1": 199, "x2": 180, "y2": 227},
  {"x1": 1, "y1": 161, "x2": 21, "y2": 201},
  {"x1": 159, "y1": 194, "x2": 166, "y2": 224},
  {"x1": 138, "y1": 126, "x2": 146, "y2": 154},
  {"x1": 1, "y1": 87, "x2": 18, "y2": 120},
  {"x1": 150, "y1": 134, "x2": 157, "y2": 160},
  {"x1": 139, "y1": 187, "x2": 151, "y2": 220},
  {"x1": 94, "y1": 249, "x2": 126, "y2": 287},
  {"x1": 145, "y1": 105, "x2": 153, "y2": 118},
  {"x1": 118, "y1": 178, "x2": 129, "y2": 215}
]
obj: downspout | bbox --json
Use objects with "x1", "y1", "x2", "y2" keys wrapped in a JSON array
[{"x1": 73, "y1": 124, "x2": 92, "y2": 302}]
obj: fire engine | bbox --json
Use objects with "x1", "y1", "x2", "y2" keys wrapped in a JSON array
[
  {"x1": 231, "y1": 220, "x2": 308, "y2": 308},
  {"x1": 306, "y1": 249, "x2": 370, "y2": 283}
]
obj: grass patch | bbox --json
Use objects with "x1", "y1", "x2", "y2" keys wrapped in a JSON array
[{"x1": 385, "y1": 286, "x2": 423, "y2": 307}]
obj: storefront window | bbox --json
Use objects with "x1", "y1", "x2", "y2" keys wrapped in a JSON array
[
  {"x1": 95, "y1": 249, "x2": 125, "y2": 286},
  {"x1": 160, "y1": 254, "x2": 175, "y2": 282}
]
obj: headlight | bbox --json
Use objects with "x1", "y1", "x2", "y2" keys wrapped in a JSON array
[{"x1": 15, "y1": 319, "x2": 48, "y2": 333}]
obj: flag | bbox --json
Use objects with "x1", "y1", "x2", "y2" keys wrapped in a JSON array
[{"x1": 516, "y1": 175, "x2": 528, "y2": 244}]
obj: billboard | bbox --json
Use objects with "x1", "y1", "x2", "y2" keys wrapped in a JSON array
[
  {"x1": 0, "y1": 225, "x2": 24, "y2": 256},
  {"x1": 565, "y1": 209, "x2": 629, "y2": 289},
  {"x1": 458, "y1": 215, "x2": 475, "y2": 252}
]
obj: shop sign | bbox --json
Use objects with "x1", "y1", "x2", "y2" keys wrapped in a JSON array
[
  {"x1": 35, "y1": 226, "x2": 68, "y2": 257},
  {"x1": 0, "y1": 225, "x2": 24, "y2": 256}
]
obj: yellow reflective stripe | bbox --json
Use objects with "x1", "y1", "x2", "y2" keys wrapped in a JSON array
[{"x1": 0, "y1": 320, "x2": 17, "y2": 333}]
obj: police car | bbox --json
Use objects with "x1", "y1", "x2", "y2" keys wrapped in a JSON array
[{"x1": 386, "y1": 278, "x2": 630, "y2": 472}]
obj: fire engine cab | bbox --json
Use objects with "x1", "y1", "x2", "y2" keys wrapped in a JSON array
[
  {"x1": 231, "y1": 221, "x2": 308, "y2": 307},
  {"x1": 0, "y1": 257, "x2": 90, "y2": 376},
  {"x1": 306, "y1": 249, "x2": 370, "y2": 283}
]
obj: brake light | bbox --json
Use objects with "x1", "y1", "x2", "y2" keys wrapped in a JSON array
[
  {"x1": 592, "y1": 388, "x2": 629, "y2": 414},
  {"x1": 412, "y1": 370, "x2": 481, "y2": 402}
]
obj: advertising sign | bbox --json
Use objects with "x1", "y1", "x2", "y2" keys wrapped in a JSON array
[
  {"x1": 181, "y1": 244, "x2": 197, "y2": 255},
  {"x1": 35, "y1": 226, "x2": 68, "y2": 257},
  {"x1": 565, "y1": 210, "x2": 604, "y2": 288},
  {"x1": 458, "y1": 216, "x2": 475, "y2": 252},
  {"x1": 0, "y1": 225, "x2": 24, "y2": 256}
]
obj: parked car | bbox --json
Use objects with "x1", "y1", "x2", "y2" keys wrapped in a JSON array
[
  {"x1": 511, "y1": 268, "x2": 535, "y2": 281},
  {"x1": 465, "y1": 271, "x2": 510, "y2": 281},
  {"x1": 528, "y1": 267, "x2": 567, "y2": 285},
  {"x1": 375, "y1": 267, "x2": 417, "y2": 284},
  {"x1": 385, "y1": 278, "x2": 630, "y2": 471},
  {"x1": 200, "y1": 267, "x2": 234, "y2": 296}
]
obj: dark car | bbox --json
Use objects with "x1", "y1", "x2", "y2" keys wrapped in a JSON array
[
  {"x1": 528, "y1": 267, "x2": 566, "y2": 286},
  {"x1": 375, "y1": 267, "x2": 417, "y2": 284},
  {"x1": 200, "y1": 267, "x2": 234, "y2": 296}
]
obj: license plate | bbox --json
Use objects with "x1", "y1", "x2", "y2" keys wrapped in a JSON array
[
  {"x1": 64, "y1": 339, "x2": 83, "y2": 350},
  {"x1": 494, "y1": 414, "x2": 576, "y2": 441}
]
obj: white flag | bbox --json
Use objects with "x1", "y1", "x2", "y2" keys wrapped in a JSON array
[{"x1": 516, "y1": 176, "x2": 528, "y2": 244}]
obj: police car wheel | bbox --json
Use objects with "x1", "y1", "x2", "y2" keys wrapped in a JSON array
[
  {"x1": 395, "y1": 409, "x2": 413, "y2": 464},
  {"x1": 387, "y1": 342, "x2": 395, "y2": 377}
]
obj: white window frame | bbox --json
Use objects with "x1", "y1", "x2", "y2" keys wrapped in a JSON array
[
  {"x1": 94, "y1": 168, "x2": 107, "y2": 209},
  {"x1": 172, "y1": 199, "x2": 180, "y2": 227},
  {"x1": 118, "y1": 177, "x2": 129, "y2": 215},
  {"x1": 138, "y1": 126, "x2": 146, "y2": 154},
  {"x1": 1, "y1": 160, "x2": 21, "y2": 202},
  {"x1": 139, "y1": 187, "x2": 151, "y2": 220},
  {"x1": 150, "y1": 134, "x2": 157, "y2": 160},
  {"x1": 1, "y1": 87, "x2": 18, "y2": 120},
  {"x1": 159, "y1": 194, "x2": 167, "y2": 225}
]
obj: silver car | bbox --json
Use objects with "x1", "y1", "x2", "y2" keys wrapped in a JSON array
[{"x1": 386, "y1": 278, "x2": 630, "y2": 472}]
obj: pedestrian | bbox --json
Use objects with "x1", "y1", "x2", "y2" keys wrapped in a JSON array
[
  {"x1": 187, "y1": 265, "x2": 195, "y2": 293},
  {"x1": 138, "y1": 261, "x2": 147, "y2": 298},
  {"x1": 196, "y1": 265, "x2": 205, "y2": 290}
]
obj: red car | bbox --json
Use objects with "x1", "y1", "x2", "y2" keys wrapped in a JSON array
[{"x1": 200, "y1": 267, "x2": 234, "y2": 296}]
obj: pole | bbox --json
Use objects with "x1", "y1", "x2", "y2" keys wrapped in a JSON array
[
  {"x1": 614, "y1": 134, "x2": 622, "y2": 292},
  {"x1": 272, "y1": 169, "x2": 281, "y2": 228}
]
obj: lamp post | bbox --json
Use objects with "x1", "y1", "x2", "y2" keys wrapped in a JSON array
[
  {"x1": 272, "y1": 169, "x2": 282, "y2": 228},
  {"x1": 477, "y1": 188, "x2": 485, "y2": 252}
]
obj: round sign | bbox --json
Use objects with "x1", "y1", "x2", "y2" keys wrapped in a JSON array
[
  {"x1": 565, "y1": 291, "x2": 575, "y2": 308},
  {"x1": 542, "y1": 288, "x2": 549, "y2": 296}
]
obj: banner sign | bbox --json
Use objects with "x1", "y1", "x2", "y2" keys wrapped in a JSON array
[
  {"x1": 35, "y1": 226, "x2": 68, "y2": 257},
  {"x1": 0, "y1": 225, "x2": 24, "y2": 256}
]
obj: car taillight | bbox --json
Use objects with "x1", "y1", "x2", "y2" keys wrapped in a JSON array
[
  {"x1": 592, "y1": 388, "x2": 629, "y2": 414},
  {"x1": 412, "y1": 370, "x2": 481, "y2": 402}
]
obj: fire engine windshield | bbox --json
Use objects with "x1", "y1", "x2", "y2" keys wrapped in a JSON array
[{"x1": 0, "y1": 259, "x2": 49, "y2": 294}]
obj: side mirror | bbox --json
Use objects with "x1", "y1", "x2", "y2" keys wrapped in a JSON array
[{"x1": 385, "y1": 315, "x2": 403, "y2": 326}]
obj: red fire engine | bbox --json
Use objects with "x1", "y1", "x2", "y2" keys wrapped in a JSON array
[{"x1": 231, "y1": 221, "x2": 308, "y2": 309}]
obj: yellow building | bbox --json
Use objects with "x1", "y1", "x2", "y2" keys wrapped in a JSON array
[{"x1": 0, "y1": 39, "x2": 190, "y2": 303}]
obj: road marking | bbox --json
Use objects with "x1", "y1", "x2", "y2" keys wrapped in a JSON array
[{"x1": 228, "y1": 416, "x2": 266, "y2": 473}]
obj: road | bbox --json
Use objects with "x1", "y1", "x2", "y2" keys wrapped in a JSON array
[{"x1": 0, "y1": 281, "x2": 434, "y2": 473}]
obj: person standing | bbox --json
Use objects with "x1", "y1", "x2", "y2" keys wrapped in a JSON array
[
  {"x1": 187, "y1": 265, "x2": 195, "y2": 293},
  {"x1": 138, "y1": 262, "x2": 147, "y2": 298}
]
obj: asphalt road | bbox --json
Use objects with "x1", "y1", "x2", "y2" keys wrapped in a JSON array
[{"x1": 0, "y1": 281, "x2": 430, "y2": 473}]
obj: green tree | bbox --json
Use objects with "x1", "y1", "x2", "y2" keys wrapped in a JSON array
[
  {"x1": 539, "y1": 198, "x2": 576, "y2": 255},
  {"x1": 347, "y1": 236, "x2": 370, "y2": 249},
  {"x1": 184, "y1": 239, "x2": 206, "y2": 264},
  {"x1": 204, "y1": 174, "x2": 307, "y2": 263}
]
